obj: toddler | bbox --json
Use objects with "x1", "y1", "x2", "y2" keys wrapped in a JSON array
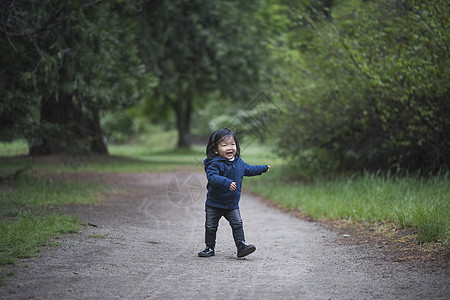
[{"x1": 198, "y1": 128, "x2": 270, "y2": 258}]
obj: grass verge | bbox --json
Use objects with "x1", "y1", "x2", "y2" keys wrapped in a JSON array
[
  {"x1": 249, "y1": 167, "x2": 450, "y2": 244},
  {"x1": 0, "y1": 149, "x2": 204, "y2": 174},
  {"x1": 0, "y1": 175, "x2": 103, "y2": 209},
  {"x1": 0, "y1": 213, "x2": 81, "y2": 265},
  {"x1": 0, "y1": 174, "x2": 104, "y2": 283}
]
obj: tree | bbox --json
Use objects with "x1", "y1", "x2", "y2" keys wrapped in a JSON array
[
  {"x1": 138, "y1": 0, "x2": 274, "y2": 148},
  {"x1": 274, "y1": 0, "x2": 449, "y2": 174},
  {"x1": 1, "y1": 0, "x2": 151, "y2": 155},
  {"x1": 0, "y1": 1, "x2": 42, "y2": 143}
]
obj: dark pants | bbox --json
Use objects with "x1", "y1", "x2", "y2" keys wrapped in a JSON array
[{"x1": 204, "y1": 205, "x2": 245, "y2": 248}]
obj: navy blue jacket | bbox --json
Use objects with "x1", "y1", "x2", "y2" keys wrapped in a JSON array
[{"x1": 203, "y1": 156, "x2": 268, "y2": 209}]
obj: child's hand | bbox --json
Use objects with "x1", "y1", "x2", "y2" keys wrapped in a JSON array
[
  {"x1": 230, "y1": 182, "x2": 237, "y2": 191},
  {"x1": 266, "y1": 165, "x2": 271, "y2": 173}
]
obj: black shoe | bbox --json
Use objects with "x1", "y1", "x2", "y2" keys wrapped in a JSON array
[
  {"x1": 198, "y1": 246, "x2": 215, "y2": 257},
  {"x1": 236, "y1": 242, "x2": 256, "y2": 258}
]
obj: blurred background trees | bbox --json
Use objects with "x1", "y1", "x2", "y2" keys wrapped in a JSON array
[
  {"x1": 1, "y1": 0, "x2": 448, "y2": 174},
  {"x1": 1, "y1": 0, "x2": 151, "y2": 155},
  {"x1": 137, "y1": 0, "x2": 274, "y2": 148},
  {"x1": 272, "y1": 0, "x2": 449, "y2": 174}
]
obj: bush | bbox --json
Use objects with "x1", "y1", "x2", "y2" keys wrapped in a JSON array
[{"x1": 275, "y1": 0, "x2": 449, "y2": 174}]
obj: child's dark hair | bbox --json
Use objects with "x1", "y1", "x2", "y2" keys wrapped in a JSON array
[{"x1": 206, "y1": 128, "x2": 241, "y2": 160}]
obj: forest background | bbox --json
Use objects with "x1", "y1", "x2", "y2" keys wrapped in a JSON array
[{"x1": 1, "y1": 0, "x2": 448, "y2": 173}]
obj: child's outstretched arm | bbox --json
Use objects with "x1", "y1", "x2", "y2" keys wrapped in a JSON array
[{"x1": 244, "y1": 163, "x2": 270, "y2": 176}]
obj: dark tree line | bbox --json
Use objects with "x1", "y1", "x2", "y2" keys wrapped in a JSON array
[
  {"x1": 1, "y1": 0, "x2": 148, "y2": 154},
  {"x1": 1, "y1": 0, "x2": 447, "y2": 174},
  {"x1": 1, "y1": 0, "x2": 273, "y2": 152}
]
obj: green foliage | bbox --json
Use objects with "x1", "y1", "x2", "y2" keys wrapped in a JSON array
[
  {"x1": 2, "y1": 0, "x2": 279, "y2": 152},
  {"x1": 1, "y1": 0, "x2": 154, "y2": 154},
  {"x1": 249, "y1": 168, "x2": 450, "y2": 243},
  {"x1": 138, "y1": 0, "x2": 276, "y2": 147},
  {"x1": 192, "y1": 97, "x2": 275, "y2": 140},
  {"x1": 273, "y1": 0, "x2": 450, "y2": 174},
  {"x1": 101, "y1": 111, "x2": 135, "y2": 144}
]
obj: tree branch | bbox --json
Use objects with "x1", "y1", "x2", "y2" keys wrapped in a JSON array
[{"x1": 0, "y1": 8, "x2": 62, "y2": 38}]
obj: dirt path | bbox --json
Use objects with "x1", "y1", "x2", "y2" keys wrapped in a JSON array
[{"x1": 1, "y1": 172, "x2": 449, "y2": 299}]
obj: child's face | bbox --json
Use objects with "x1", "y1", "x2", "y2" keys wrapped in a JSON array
[{"x1": 215, "y1": 136, "x2": 236, "y2": 160}]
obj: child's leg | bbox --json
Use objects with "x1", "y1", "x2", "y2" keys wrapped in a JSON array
[
  {"x1": 224, "y1": 208, "x2": 256, "y2": 258},
  {"x1": 223, "y1": 208, "x2": 245, "y2": 245},
  {"x1": 204, "y1": 205, "x2": 223, "y2": 247}
]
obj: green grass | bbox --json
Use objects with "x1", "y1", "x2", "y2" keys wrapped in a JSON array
[
  {"x1": 0, "y1": 151, "x2": 202, "y2": 174},
  {"x1": 0, "y1": 213, "x2": 81, "y2": 265},
  {"x1": 0, "y1": 140, "x2": 28, "y2": 157},
  {"x1": 88, "y1": 234, "x2": 107, "y2": 239},
  {"x1": 0, "y1": 176, "x2": 103, "y2": 209},
  {"x1": 249, "y1": 167, "x2": 450, "y2": 243},
  {"x1": 0, "y1": 174, "x2": 104, "y2": 278},
  {"x1": 0, "y1": 146, "x2": 204, "y2": 175}
]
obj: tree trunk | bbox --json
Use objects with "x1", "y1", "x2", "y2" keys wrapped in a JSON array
[
  {"x1": 172, "y1": 96, "x2": 192, "y2": 149},
  {"x1": 86, "y1": 105, "x2": 108, "y2": 154},
  {"x1": 29, "y1": 96, "x2": 108, "y2": 155}
]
